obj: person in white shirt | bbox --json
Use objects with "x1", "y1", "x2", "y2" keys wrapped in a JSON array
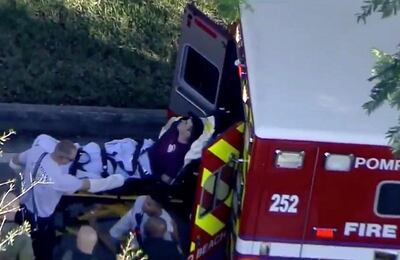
[
  {"x1": 9, "y1": 140, "x2": 125, "y2": 260},
  {"x1": 109, "y1": 194, "x2": 179, "y2": 250}
]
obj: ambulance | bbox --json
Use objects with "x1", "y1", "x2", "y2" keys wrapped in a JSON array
[{"x1": 169, "y1": 0, "x2": 400, "y2": 259}]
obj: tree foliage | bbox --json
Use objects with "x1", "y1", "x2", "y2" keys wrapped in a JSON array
[
  {"x1": 357, "y1": 0, "x2": 400, "y2": 22},
  {"x1": 205, "y1": 0, "x2": 247, "y2": 23},
  {"x1": 116, "y1": 232, "x2": 147, "y2": 260},
  {"x1": 0, "y1": 130, "x2": 30, "y2": 252},
  {"x1": 357, "y1": 0, "x2": 400, "y2": 153}
]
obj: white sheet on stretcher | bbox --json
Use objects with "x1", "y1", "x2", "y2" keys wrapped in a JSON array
[{"x1": 32, "y1": 134, "x2": 154, "y2": 180}]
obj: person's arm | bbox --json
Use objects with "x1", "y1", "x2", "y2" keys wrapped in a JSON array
[
  {"x1": 109, "y1": 209, "x2": 136, "y2": 241},
  {"x1": 160, "y1": 157, "x2": 184, "y2": 185},
  {"x1": 9, "y1": 150, "x2": 29, "y2": 172},
  {"x1": 53, "y1": 173, "x2": 125, "y2": 194},
  {"x1": 84, "y1": 174, "x2": 125, "y2": 193},
  {"x1": 158, "y1": 117, "x2": 180, "y2": 138},
  {"x1": 160, "y1": 174, "x2": 172, "y2": 184},
  {"x1": 11, "y1": 154, "x2": 23, "y2": 166},
  {"x1": 171, "y1": 220, "x2": 180, "y2": 243},
  {"x1": 106, "y1": 198, "x2": 144, "y2": 253}
]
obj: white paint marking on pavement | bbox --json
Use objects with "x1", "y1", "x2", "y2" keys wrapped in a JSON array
[{"x1": 0, "y1": 153, "x2": 17, "y2": 163}]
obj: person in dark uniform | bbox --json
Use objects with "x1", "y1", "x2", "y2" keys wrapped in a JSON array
[{"x1": 142, "y1": 216, "x2": 184, "y2": 260}]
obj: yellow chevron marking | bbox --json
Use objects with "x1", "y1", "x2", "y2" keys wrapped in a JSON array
[
  {"x1": 224, "y1": 191, "x2": 233, "y2": 207},
  {"x1": 236, "y1": 123, "x2": 244, "y2": 133},
  {"x1": 190, "y1": 242, "x2": 195, "y2": 253},
  {"x1": 209, "y1": 139, "x2": 239, "y2": 163},
  {"x1": 201, "y1": 168, "x2": 212, "y2": 187},
  {"x1": 235, "y1": 218, "x2": 240, "y2": 234},
  {"x1": 195, "y1": 206, "x2": 225, "y2": 236},
  {"x1": 204, "y1": 120, "x2": 213, "y2": 133}
]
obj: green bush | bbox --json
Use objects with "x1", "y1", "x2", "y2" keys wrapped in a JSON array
[{"x1": 0, "y1": 0, "x2": 223, "y2": 108}]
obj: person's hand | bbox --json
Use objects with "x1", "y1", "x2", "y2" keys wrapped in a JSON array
[
  {"x1": 9, "y1": 158, "x2": 22, "y2": 173},
  {"x1": 87, "y1": 211, "x2": 98, "y2": 228},
  {"x1": 161, "y1": 174, "x2": 171, "y2": 184}
]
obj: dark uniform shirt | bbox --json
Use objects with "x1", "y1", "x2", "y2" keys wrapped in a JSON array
[
  {"x1": 142, "y1": 238, "x2": 184, "y2": 260},
  {"x1": 148, "y1": 121, "x2": 191, "y2": 179}
]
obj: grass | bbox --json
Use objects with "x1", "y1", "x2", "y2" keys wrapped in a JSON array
[{"x1": 0, "y1": 0, "x2": 224, "y2": 108}]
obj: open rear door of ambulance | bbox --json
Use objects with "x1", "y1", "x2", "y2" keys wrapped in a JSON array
[
  {"x1": 168, "y1": 4, "x2": 245, "y2": 259},
  {"x1": 169, "y1": 4, "x2": 243, "y2": 133},
  {"x1": 188, "y1": 122, "x2": 244, "y2": 260}
]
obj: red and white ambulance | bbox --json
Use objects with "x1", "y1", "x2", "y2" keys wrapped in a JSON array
[{"x1": 169, "y1": 0, "x2": 400, "y2": 259}]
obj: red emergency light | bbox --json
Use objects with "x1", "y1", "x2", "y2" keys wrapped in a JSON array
[
  {"x1": 314, "y1": 227, "x2": 336, "y2": 239},
  {"x1": 194, "y1": 18, "x2": 217, "y2": 39}
]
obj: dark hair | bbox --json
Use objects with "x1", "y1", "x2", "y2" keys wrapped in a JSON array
[
  {"x1": 149, "y1": 185, "x2": 169, "y2": 207},
  {"x1": 188, "y1": 113, "x2": 204, "y2": 144},
  {"x1": 144, "y1": 216, "x2": 167, "y2": 238}
]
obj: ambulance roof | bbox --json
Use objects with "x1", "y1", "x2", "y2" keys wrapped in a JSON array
[{"x1": 240, "y1": 0, "x2": 400, "y2": 145}]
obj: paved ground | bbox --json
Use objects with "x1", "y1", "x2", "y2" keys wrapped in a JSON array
[{"x1": 0, "y1": 103, "x2": 166, "y2": 138}]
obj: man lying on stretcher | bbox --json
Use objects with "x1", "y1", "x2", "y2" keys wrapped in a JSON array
[{"x1": 33, "y1": 114, "x2": 214, "y2": 185}]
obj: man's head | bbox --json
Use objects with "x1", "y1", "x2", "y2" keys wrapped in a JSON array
[
  {"x1": 53, "y1": 140, "x2": 77, "y2": 165},
  {"x1": 177, "y1": 114, "x2": 204, "y2": 144},
  {"x1": 144, "y1": 216, "x2": 167, "y2": 239},
  {"x1": 77, "y1": 225, "x2": 98, "y2": 255},
  {"x1": 142, "y1": 194, "x2": 164, "y2": 216}
]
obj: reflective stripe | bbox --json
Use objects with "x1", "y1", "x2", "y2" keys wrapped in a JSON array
[
  {"x1": 268, "y1": 243, "x2": 301, "y2": 257},
  {"x1": 209, "y1": 139, "x2": 239, "y2": 163},
  {"x1": 224, "y1": 190, "x2": 233, "y2": 207},
  {"x1": 190, "y1": 242, "x2": 195, "y2": 253},
  {"x1": 236, "y1": 237, "x2": 400, "y2": 259},
  {"x1": 195, "y1": 206, "x2": 225, "y2": 236},
  {"x1": 235, "y1": 219, "x2": 240, "y2": 234},
  {"x1": 236, "y1": 237, "x2": 300, "y2": 257},
  {"x1": 236, "y1": 123, "x2": 245, "y2": 133},
  {"x1": 302, "y1": 244, "x2": 398, "y2": 260},
  {"x1": 236, "y1": 237, "x2": 262, "y2": 255},
  {"x1": 204, "y1": 119, "x2": 214, "y2": 133},
  {"x1": 200, "y1": 168, "x2": 212, "y2": 187}
]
